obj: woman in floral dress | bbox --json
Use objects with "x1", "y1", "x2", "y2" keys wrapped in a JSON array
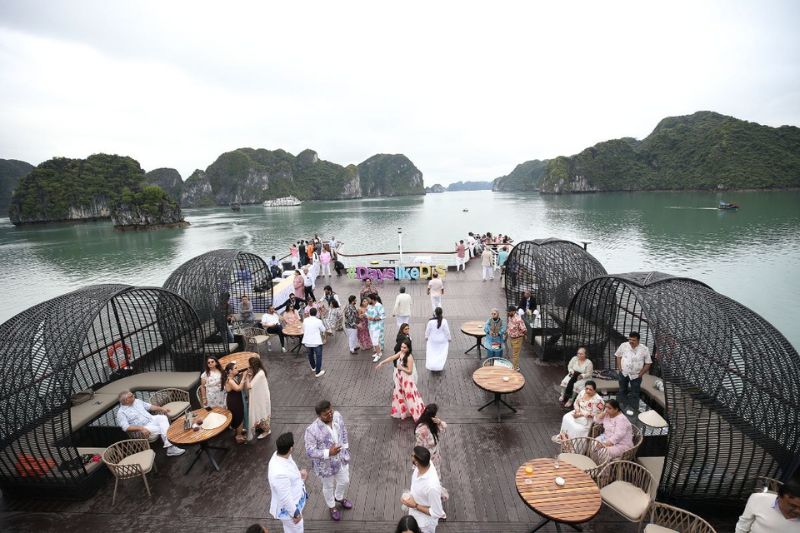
[
  {"x1": 415, "y1": 403, "x2": 449, "y2": 500},
  {"x1": 375, "y1": 340, "x2": 425, "y2": 422},
  {"x1": 200, "y1": 356, "x2": 226, "y2": 408},
  {"x1": 356, "y1": 297, "x2": 373, "y2": 350},
  {"x1": 558, "y1": 380, "x2": 605, "y2": 440}
]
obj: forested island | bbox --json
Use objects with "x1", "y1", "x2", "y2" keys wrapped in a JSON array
[
  {"x1": 5, "y1": 149, "x2": 425, "y2": 226},
  {"x1": 493, "y1": 111, "x2": 800, "y2": 193}
]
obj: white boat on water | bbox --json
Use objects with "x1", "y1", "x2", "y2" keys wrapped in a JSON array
[{"x1": 263, "y1": 196, "x2": 302, "y2": 207}]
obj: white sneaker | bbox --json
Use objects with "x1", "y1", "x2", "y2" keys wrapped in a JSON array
[
  {"x1": 167, "y1": 446, "x2": 186, "y2": 457},
  {"x1": 372, "y1": 354, "x2": 381, "y2": 363},
  {"x1": 281, "y1": 347, "x2": 287, "y2": 352},
  {"x1": 315, "y1": 370, "x2": 326, "y2": 378},
  {"x1": 625, "y1": 409, "x2": 635, "y2": 416}
]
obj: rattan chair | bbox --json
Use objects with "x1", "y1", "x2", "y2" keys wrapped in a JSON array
[
  {"x1": 558, "y1": 436, "x2": 610, "y2": 480},
  {"x1": 754, "y1": 475, "x2": 783, "y2": 493},
  {"x1": 482, "y1": 357, "x2": 513, "y2": 368},
  {"x1": 591, "y1": 423, "x2": 644, "y2": 461},
  {"x1": 638, "y1": 501, "x2": 716, "y2": 533},
  {"x1": 102, "y1": 439, "x2": 157, "y2": 506},
  {"x1": 148, "y1": 388, "x2": 190, "y2": 421},
  {"x1": 597, "y1": 460, "x2": 655, "y2": 522},
  {"x1": 243, "y1": 327, "x2": 270, "y2": 354}
]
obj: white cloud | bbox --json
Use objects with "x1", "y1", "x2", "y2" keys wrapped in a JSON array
[{"x1": 0, "y1": 0, "x2": 798, "y2": 184}]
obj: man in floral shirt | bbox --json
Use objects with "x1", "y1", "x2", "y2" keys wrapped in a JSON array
[{"x1": 506, "y1": 305, "x2": 527, "y2": 371}]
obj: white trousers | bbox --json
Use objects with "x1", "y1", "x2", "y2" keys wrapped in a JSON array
[
  {"x1": 280, "y1": 517, "x2": 304, "y2": 533},
  {"x1": 291, "y1": 258, "x2": 299, "y2": 268},
  {"x1": 456, "y1": 257, "x2": 466, "y2": 271},
  {"x1": 345, "y1": 328, "x2": 358, "y2": 352},
  {"x1": 396, "y1": 315, "x2": 410, "y2": 327},
  {"x1": 144, "y1": 414, "x2": 172, "y2": 448},
  {"x1": 430, "y1": 295, "x2": 442, "y2": 311},
  {"x1": 322, "y1": 263, "x2": 331, "y2": 276},
  {"x1": 482, "y1": 266, "x2": 494, "y2": 280},
  {"x1": 321, "y1": 464, "x2": 350, "y2": 508}
]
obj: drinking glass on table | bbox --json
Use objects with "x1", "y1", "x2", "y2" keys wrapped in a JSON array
[{"x1": 553, "y1": 455, "x2": 560, "y2": 469}]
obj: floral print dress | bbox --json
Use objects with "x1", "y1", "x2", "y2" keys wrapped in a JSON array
[{"x1": 391, "y1": 355, "x2": 425, "y2": 422}]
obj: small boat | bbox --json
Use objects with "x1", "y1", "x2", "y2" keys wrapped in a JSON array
[
  {"x1": 718, "y1": 201, "x2": 739, "y2": 210},
  {"x1": 462, "y1": 208, "x2": 469, "y2": 212},
  {"x1": 264, "y1": 196, "x2": 302, "y2": 207},
  {"x1": 230, "y1": 202, "x2": 241, "y2": 212}
]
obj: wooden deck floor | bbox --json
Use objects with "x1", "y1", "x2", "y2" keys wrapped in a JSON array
[{"x1": 0, "y1": 259, "x2": 736, "y2": 532}]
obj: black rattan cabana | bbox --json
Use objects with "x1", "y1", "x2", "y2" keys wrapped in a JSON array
[
  {"x1": 163, "y1": 249, "x2": 272, "y2": 354},
  {"x1": 0, "y1": 284, "x2": 204, "y2": 499},
  {"x1": 561, "y1": 272, "x2": 800, "y2": 503},
  {"x1": 504, "y1": 238, "x2": 607, "y2": 360}
]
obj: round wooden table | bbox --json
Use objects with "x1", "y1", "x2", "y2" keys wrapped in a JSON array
[
  {"x1": 219, "y1": 351, "x2": 259, "y2": 370},
  {"x1": 283, "y1": 323, "x2": 304, "y2": 352},
  {"x1": 167, "y1": 407, "x2": 233, "y2": 474},
  {"x1": 472, "y1": 366, "x2": 525, "y2": 422},
  {"x1": 461, "y1": 320, "x2": 486, "y2": 358},
  {"x1": 515, "y1": 458, "x2": 601, "y2": 532}
]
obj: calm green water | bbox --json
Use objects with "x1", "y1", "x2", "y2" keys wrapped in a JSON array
[{"x1": 1, "y1": 190, "x2": 798, "y2": 348}]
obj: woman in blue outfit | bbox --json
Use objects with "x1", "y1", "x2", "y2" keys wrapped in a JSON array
[{"x1": 483, "y1": 308, "x2": 506, "y2": 358}]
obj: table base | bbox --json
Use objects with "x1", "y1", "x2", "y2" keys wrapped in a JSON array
[
  {"x1": 288, "y1": 337, "x2": 303, "y2": 353},
  {"x1": 465, "y1": 338, "x2": 483, "y2": 358},
  {"x1": 530, "y1": 515, "x2": 583, "y2": 533},
  {"x1": 478, "y1": 392, "x2": 517, "y2": 422},
  {"x1": 184, "y1": 441, "x2": 229, "y2": 475}
]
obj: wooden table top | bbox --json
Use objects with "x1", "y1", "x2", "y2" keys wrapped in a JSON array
[
  {"x1": 472, "y1": 366, "x2": 525, "y2": 394},
  {"x1": 461, "y1": 320, "x2": 486, "y2": 337},
  {"x1": 515, "y1": 458, "x2": 601, "y2": 524},
  {"x1": 283, "y1": 323, "x2": 303, "y2": 337},
  {"x1": 166, "y1": 407, "x2": 233, "y2": 446},
  {"x1": 219, "y1": 351, "x2": 260, "y2": 370}
]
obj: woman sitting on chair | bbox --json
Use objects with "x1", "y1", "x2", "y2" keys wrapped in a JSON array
[
  {"x1": 558, "y1": 380, "x2": 605, "y2": 440},
  {"x1": 593, "y1": 399, "x2": 633, "y2": 458},
  {"x1": 483, "y1": 308, "x2": 506, "y2": 358}
]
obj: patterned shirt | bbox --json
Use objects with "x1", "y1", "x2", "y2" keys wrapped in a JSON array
[
  {"x1": 615, "y1": 341, "x2": 652, "y2": 378},
  {"x1": 344, "y1": 304, "x2": 359, "y2": 329},
  {"x1": 507, "y1": 314, "x2": 527, "y2": 338}
]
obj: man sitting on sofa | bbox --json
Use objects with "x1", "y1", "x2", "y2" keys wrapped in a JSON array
[{"x1": 115, "y1": 390, "x2": 185, "y2": 457}]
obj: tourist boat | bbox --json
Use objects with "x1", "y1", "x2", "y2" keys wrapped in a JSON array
[
  {"x1": 263, "y1": 196, "x2": 302, "y2": 207},
  {"x1": 230, "y1": 202, "x2": 241, "y2": 211},
  {"x1": 718, "y1": 201, "x2": 740, "y2": 210}
]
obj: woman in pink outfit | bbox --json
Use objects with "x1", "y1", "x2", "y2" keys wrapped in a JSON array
[
  {"x1": 375, "y1": 341, "x2": 425, "y2": 422},
  {"x1": 595, "y1": 398, "x2": 634, "y2": 458},
  {"x1": 320, "y1": 245, "x2": 332, "y2": 277},
  {"x1": 292, "y1": 270, "x2": 305, "y2": 300}
]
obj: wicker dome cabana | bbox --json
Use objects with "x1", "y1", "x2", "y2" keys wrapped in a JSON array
[
  {"x1": 503, "y1": 238, "x2": 607, "y2": 360},
  {"x1": 163, "y1": 249, "x2": 272, "y2": 354},
  {"x1": 0, "y1": 284, "x2": 204, "y2": 498},
  {"x1": 561, "y1": 272, "x2": 800, "y2": 504}
]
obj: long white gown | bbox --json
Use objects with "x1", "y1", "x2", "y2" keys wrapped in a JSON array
[{"x1": 425, "y1": 318, "x2": 452, "y2": 371}]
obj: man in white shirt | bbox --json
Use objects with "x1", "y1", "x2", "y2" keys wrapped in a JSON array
[
  {"x1": 304, "y1": 400, "x2": 352, "y2": 522},
  {"x1": 615, "y1": 331, "x2": 652, "y2": 414},
  {"x1": 393, "y1": 286, "x2": 413, "y2": 326},
  {"x1": 401, "y1": 446, "x2": 445, "y2": 533},
  {"x1": 467, "y1": 232, "x2": 476, "y2": 258},
  {"x1": 481, "y1": 247, "x2": 494, "y2": 281},
  {"x1": 115, "y1": 390, "x2": 185, "y2": 456},
  {"x1": 735, "y1": 480, "x2": 800, "y2": 533},
  {"x1": 302, "y1": 307, "x2": 327, "y2": 377},
  {"x1": 261, "y1": 305, "x2": 287, "y2": 352},
  {"x1": 427, "y1": 272, "x2": 444, "y2": 312},
  {"x1": 302, "y1": 266, "x2": 315, "y2": 301},
  {"x1": 269, "y1": 432, "x2": 308, "y2": 533}
]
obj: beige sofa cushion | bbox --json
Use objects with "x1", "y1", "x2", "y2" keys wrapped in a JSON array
[
  {"x1": 161, "y1": 401, "x2": 190, "y2": 420},
  {"x1": 98, "y1": 372, "x2": 200, "y2": 395},
  {"x1": 600, "y1": 480, "x2": 651, "y2": 521},
  {"x1": 641, "y1": 374, "x2": 665, "y2": 409},
  {"x1": 637, "y1": 456, "x2": 665, "y2": 493},
  {"x1": 118, "y1": 449, "x2": 155, "y2": 474},
  {"x1": 592, "y1": 378, "x2": 619, "y2": 394},
  {"x1": 644, "y1": 525, "x2": 678, "y2": 533},
  {"x1": 70, "y1": 394, "x2": 119, "y2": 431},
  {"x1": 206, "y1": 342, "x2": 239, "y2": 354},
  {"x1": 559, "y1": 453, "x2": 597, "y2": 471}
]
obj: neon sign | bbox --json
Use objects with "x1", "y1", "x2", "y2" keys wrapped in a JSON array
[{"x1": 348, "y1": 264, "x2": 447, "y2": 280}]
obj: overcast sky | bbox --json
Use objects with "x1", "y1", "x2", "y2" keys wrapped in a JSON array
[{"x1": 1, "y1": 0, "x2": 798, "y2": 185}]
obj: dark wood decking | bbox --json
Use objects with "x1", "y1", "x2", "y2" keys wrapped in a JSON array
[{"x1": 0, "y1": 259, "x2": 736, "y2": 532}]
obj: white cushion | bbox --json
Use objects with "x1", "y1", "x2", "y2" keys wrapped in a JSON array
[
  {"x1": 118, "y1": 449, "x2": 155, "y2": 474},
  {"x1": 559, "y1": 452, "x2": 598, "y2": 471},
  {"x1": 161, "y1": 401, "x2": 190, "y2": 419},
  {"x1": 600, "y1": 480, "x2": 651, "y2": 520},
  {"x1": 644, "y1": 525, "x2": 678, "y2": 533},
  {"x1": 252, "y1": 335, "x2": 270, "y2": 344},
  {"x1": 70, "y1": 394, "x2": 119, "y2": 431},
  {"x1": 637, "y1": 456, "x2": 665, "y2": 493},
  {"x1": 592, "y1": 378, "x2": 619, "y2": 393}
]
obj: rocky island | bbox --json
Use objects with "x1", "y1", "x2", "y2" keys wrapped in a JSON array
[
  {"x1": 0, "y1": 159, "x2": 34, "y2": 215},
  {"x1": 493, "y1": 111, "x2": 800, "y2": 193},
  {"x1": 8, "y1": 154, "x2": 187, "y2": 229}
]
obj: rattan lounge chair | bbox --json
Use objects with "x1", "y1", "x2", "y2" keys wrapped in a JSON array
[
  {"x1": 638, "y1": 501, "x2": 716, "y2": 533},
  {"x1": 597, "y1": 460, "x2": 655, "y2": 522},
  {"x1": 102, "y1": 439, "x2": 157, "y2": 506}
]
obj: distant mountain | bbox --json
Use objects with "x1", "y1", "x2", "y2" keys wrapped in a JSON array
[
  {"x1": 0, "y1": 159, "x2": 34, "y2": 215},
  {"x1": 357, "y1": 154, "x2": 425, "y2": 197},
  {"x1": 145, "y1": 168, "x2": 183, "y2": 202},
  {"x1": 425, "y1": 184, "x2": 446, "y2": 193},
  {"x1": 493, "y1": 112, "x2": 800, "y2": 193},
  {"x1": 9, "y1": 154, "x2": 183, "y2": 227},
  {"x1": 447, "y1": 180, "x2": 493, "y2": 191}
]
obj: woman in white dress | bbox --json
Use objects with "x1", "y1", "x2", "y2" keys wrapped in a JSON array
[
  {"x1": 243, "y1": 356, "x2": 271, "y2": 441},
  {"x1": 558, "y1": 347, "x2": 594, "y2": 407},
  {"x1": 558, "y1": 380, "x2": 605, "y2": 440},
  {"x1": 200, "y1": 356, "x2": 226, "y2": 408},
  {"x1": 425, "y1": 307, "x2": 452, "y2": 371}
]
